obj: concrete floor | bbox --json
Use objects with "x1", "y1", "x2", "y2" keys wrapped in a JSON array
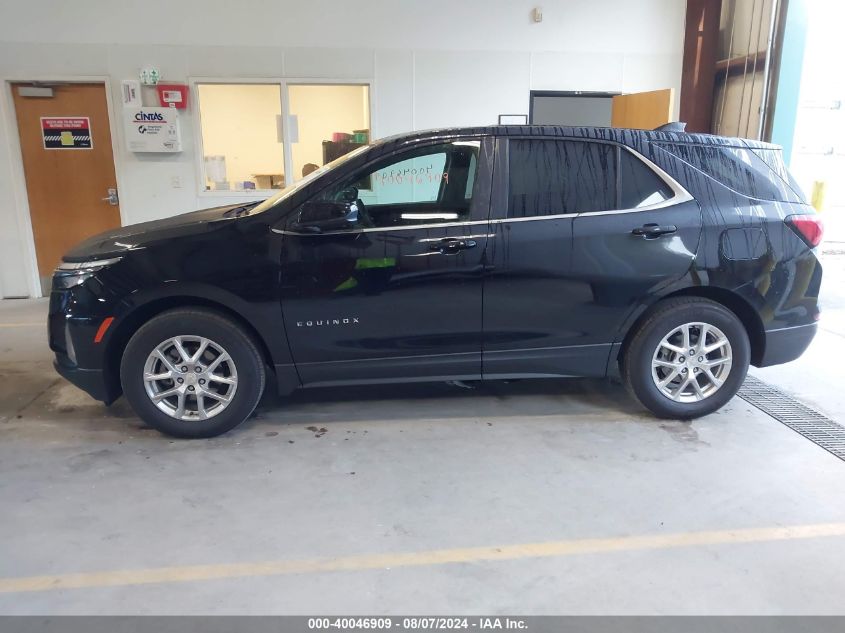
[{"x1": 2, "y1": 255, "x2": 845, "y2": 615}]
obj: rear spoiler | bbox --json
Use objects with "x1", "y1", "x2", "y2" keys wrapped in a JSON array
[{"x1": 653, "y1": 122, "x2": 687, "y2": 133}]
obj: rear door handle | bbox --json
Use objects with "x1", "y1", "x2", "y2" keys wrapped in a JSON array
[
  {"x1": 428, "y1": 238, "x2": 477, "y2": 254},
  {"x1": 631, "y1": 223, "x2": 677, "y2": 238}
]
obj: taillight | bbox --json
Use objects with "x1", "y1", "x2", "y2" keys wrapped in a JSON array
[{"x1": 785, "y1": 214, "x2": 824, "y2": 248}]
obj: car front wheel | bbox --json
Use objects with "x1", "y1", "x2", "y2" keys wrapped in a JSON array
[
  {"x1": 622, "y1": 297, "x2": 750, "y2": 419},
  {"x1": 120, "y1": 308, "x2": 266, "y2": 438}
]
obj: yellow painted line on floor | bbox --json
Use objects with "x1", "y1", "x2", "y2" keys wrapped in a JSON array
[
  {"x1": 0, "y1": 322, "x2": 42, "y2": 328},
  {"x1": 2, "y1": 522, "x2": 845, "y2": 594}
]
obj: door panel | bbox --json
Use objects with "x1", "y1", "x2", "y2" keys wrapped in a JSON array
[
  {"x1": 482, "y1": 137, "x2": 619, "y2": 378},
  {"x1": 611, "y1": 88, "x2": 674, "y2": 130},
  {"x1": 482, "y1": 136, "x2": 701, "y2": 379},
  {"x1": 281, "y1": 225, "x2": 489, "y2": 384},
  {"x1": 482, "y1": 217, "x2": 610, "y2": 377},
  {"x1": 279, "y1": 137, "x2": 494, "y2": 385},
  {"x1": 568, "y1": 200, "x2": 703, "y2": 345},
  {"x1": 12, "y1": 83, "x2": 121, "y2": 286}
]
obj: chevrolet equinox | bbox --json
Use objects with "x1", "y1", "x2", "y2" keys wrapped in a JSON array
[{"x1": 49, "y1": 125, "x2": 823, "y2": 438}]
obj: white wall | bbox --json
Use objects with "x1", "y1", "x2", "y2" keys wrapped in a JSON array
[{"x1": 0, "y1": 0, "x2": 686, "y2": 298}]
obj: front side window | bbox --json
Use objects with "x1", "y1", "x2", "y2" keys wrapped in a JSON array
[{"x1": 304, "y1": 140, "x2": 480, "y2": 230}]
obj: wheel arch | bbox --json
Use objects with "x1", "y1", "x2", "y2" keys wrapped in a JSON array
[
  {"x1": 103, "y1": 294, "x2": 277, "y2": 399},
  {"x1": 617, "y1": 286, "x2": 766, "y2": 371}
]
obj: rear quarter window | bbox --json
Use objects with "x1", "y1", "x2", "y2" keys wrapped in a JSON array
[
  {"x1": 655, "y1": 143, "x2": 802, "y2": 202},
  {"x1": 619, "y1": 150, "x2": 673, "y2": 209},
  {"x1": 751, "y1": 148, "x2": 808, "y2": 202}
]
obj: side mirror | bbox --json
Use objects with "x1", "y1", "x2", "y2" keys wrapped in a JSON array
[{"x1": 294, "y1": 200, "x2": 357, "y2": 233}]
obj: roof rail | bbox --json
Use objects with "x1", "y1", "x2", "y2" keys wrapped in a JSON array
[{"x1": 653, "y1": 121, "x2": 687, "y2": 133}]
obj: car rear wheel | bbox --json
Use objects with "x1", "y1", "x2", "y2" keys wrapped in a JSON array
[
  {"x1": 622, "y1": 297, "x2": 750, "y2": 419},
  {"x1": 120, "y1": 308, "x2": 266, "y2": 438}
]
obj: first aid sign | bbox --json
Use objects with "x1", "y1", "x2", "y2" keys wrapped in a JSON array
[{"x1": 41, "y1": 117, "x2": 92, "y2": 149}]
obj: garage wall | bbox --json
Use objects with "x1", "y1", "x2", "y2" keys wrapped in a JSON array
[{"x1": 0, "y1": 0, "x2": 686, "y2": 298}]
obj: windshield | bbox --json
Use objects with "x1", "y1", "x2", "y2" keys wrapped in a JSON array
[{"x1": 248, "y1": 144, "x2": 372, "y2": 215}]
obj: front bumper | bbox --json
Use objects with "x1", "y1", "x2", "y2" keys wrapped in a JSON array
[
  {"x1": 49, "y1": 283, "x2": 122, "y2": 404},
  {"x1": 758, "y1": 322, "x2": 818, "y2": 367},
  {"x1": 53, "y1": 357, "x2": 117, "y2": 404}
]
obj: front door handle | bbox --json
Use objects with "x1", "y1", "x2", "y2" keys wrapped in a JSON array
[
  {"x1": 429, "y1": 238, "x2": 477, "y2": 254},
  {"x1": 631, "y1": 223, "x2": 677, "y2": 239}
]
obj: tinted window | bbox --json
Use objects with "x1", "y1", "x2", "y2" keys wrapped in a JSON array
[
  {"x1": 619, "y1": 150, "x2": 673, "y2": 208},
  {"x1": 751, "y1": 148, "x2": 808, "y2": 202},
  {"x1": 508, "y1": 140, "x2": 616, "y2": 217},
  {"x1": 656, "y1": 143, "x2": 801, "y2": 202},
  {"x1": 465, "y1": 152, "x2": 477, "y2": 199},
  {"x1": 311, "y1": 140, "x2": 480, "y2": 229}
]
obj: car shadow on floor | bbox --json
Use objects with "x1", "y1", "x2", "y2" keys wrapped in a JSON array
[{"x1": 251, "y1": 377, "x2": 647, "y2": 427}]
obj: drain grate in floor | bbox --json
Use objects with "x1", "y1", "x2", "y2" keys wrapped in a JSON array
[{"x1": 738, "y1": 374, "x2": 845, "y2": 461}]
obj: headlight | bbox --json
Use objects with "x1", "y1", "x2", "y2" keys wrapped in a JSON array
[{"x1": 53, "y1": 257, "x2": 122, "y2": 289}]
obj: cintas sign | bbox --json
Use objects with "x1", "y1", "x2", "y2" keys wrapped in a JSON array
[
  {"x1": 123, "y1": 107, "x2": 182, "y2": 153},
  {"x1": 134, "y1": 111, "x2": 166, "y2": 122}
]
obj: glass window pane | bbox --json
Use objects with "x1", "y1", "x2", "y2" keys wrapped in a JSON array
[
  {"x1": 288, "y1": 84, "x2": 370, "y2": 183},
  {"x1": 465, "y1": 152, "x2": 477, "y2": 199},
  {"x1": 619, "y1": 150, "x2": 673, "y2": 208},
  {"x1": 508, "y1": 140, "x2": 616, "y2": 217},
  {"x1": 367, "y1": 152, "x2": 448, "y2": 205},
  {"x1": 311, "y1": 140, "x2": 480, "y2": 229},
  {"x1": 656, "y1": 143, "x2": 799, "y2": 201},
  {"x1": 197, "y1": 84, "x2": 284, "y2": 192}
]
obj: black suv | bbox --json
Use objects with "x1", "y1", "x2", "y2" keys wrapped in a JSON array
[{"x1": 49, "y1": 125, "x2": 823, "y2": 438}]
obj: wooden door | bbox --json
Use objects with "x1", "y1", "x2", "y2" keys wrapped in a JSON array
[
  {"x1": 611, "y1": 88, "x2": 675, "y2": 130},
  {"x1": 12, "y1": 83, "x2": 121, "y2": 284}
]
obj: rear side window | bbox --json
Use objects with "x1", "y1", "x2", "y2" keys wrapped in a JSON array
[
  {"x1": 656, "y1": 143, "x2": 802, "y2": 202},
  {"x1": 508, "y1": 139, "x2": 676, "y2": 217},
  {"x1": 508, "y1": 139, "x2": 616, "y2": 217}
]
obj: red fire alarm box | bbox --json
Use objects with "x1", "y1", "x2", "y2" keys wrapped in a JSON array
[{"x1": 157, "y1": 84, "x2": 189, "y2": 109}]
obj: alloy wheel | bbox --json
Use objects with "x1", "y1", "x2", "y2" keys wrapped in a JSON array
[
  {"x1": 651, "y1": 322, "x2": 732, "y2": 403},
  {"x1": 142, "y1": 335, "x2": 238, "y2": 421}
]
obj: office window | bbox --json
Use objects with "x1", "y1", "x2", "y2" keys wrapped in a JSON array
[
  {"x1": 287, "y1": 84, "x2": 370, "y2": 182},
  {"x1": 197, "y1": 84, "x2": 285, "y2": 192},
  {"x1": 508, "y1": 139, "x2": 616, "y2": 217}
]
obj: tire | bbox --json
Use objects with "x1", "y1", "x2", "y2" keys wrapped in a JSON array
[
  {"x1": 622, "y1": 297, "x2": 750, "y2": 419},
  {"x1": 120, "y1": 308, "x2": 266, "y2": 438}
]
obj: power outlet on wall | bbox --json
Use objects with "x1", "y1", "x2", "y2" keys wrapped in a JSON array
[{"x1": 170, "y1": 176, "x2": 182, "y2": 189}]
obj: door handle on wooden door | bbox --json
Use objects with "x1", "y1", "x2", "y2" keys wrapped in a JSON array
[{"x1": 101, "y1": 188, "x2": 119, "y2": 206}]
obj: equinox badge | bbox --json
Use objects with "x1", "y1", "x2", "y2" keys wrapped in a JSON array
[{"x1": 296, "y1": 318, "x2": 360, "y2": 327}]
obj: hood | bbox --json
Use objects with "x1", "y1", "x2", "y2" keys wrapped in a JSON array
[{"x1": 62, "y1": 203, "x2": 256, "y2": 261}]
